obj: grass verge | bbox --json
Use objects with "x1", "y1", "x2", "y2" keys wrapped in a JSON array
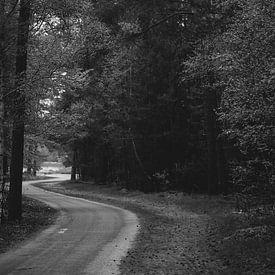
[
  {"x1": 0, "y1": 196, "x2": 58, "y2": 254},
  {"x1": 34, "y1": 180, "x2": 275, "y2": 274},
  {"x1": 22, "y1": 174, "x2": 52, "y2": 181}
]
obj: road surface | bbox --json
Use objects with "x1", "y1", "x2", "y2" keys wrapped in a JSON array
[{"x1": 0, "y1": 174, "x2": 139, "y2": 275}]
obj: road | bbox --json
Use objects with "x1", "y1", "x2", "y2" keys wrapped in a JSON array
[{"x1": 0, "y1": 174, "x2": 139, "y2": 275}]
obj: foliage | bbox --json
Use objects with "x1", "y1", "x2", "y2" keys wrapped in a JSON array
[
  {"x1": 184, "y1": 0, "x2": 275, "y2": 205},
  {"x1": 1, "y1": 0, "x2": 274, "y2": 213}
]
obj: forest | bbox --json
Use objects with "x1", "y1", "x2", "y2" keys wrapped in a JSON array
[{"x1": 0, "y1": 0, "x2": 274, "y2": 222}]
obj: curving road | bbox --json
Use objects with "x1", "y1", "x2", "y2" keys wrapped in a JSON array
[{"x1": 0, "y1": 175, "x2": 139, "y2": 275}]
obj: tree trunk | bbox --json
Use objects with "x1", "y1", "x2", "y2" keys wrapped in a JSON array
[
  {"x1": 32, "y1": 160, "x2": 37, "y2": 176},
  {"x1": 26, "y1": 159, "x2": 32, "y2": 174},
  {"x1": 216, "y1": 136, "x2": 227, "y2": 192},
  {"x1": 71, "y1": 144, "x2": 77, "y2": 181},
  {"x1": 204, "y1": 88, "x2": 218, "y2": 194},
  {"x1": 71, "y1": 166, "x2": 76, "y2": 181},
  {"x1": 204, "y1": 83, "x2": 228, "y2": 194},
  {"x1": 8, "y1": 0, "x2": 31, "y2": 221},
  {"x1": 0, "y1": 0, "x2": 7, "y2": 223}
]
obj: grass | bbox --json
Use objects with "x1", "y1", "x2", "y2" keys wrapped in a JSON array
[
  {"x1": 0, "y1": 196, "x2": 58, "y2": 254},
  {"x1": 34, "y1": 181, "x2": 275, "y2": 274},
  {"x1": 214, "y1": 210, "x2": 275, "y2": 274},
  {"x1": 22, "y1": 174, "x2": 52, "y2": 181}
]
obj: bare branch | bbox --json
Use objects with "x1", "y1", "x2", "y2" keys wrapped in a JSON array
[
  {"x1": 7, "y1": 0, "x2": 20, "y2": 18},
  {"x1": 135, "y1": 11, "x2": 194, "y2": 37}
]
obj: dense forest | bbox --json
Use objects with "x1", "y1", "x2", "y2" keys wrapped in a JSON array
[{"x1": 0, "y1": 0, "x2": 274, "y2": 221}]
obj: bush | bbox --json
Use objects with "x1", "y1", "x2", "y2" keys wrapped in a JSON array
[{"x1": 232, "y1": 160, "x2": 275, "y2": 212}]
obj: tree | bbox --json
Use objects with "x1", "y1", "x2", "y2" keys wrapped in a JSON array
[
  {"x1": 0, "y1": 0, "x2": 19, "y2": 222},
  {"x1": 0, "y1": 0, "x2": 6, "y2": 222},
  {"x1": 184, "y1": 0, "x2": 274, "y2": 203},
  {"x1": 49, "y1": 0, "x2": 230, "y2": 192},
  {"x1": 8, "y1": 0, "x2": 32, "y2": 221},
  {"x1": 2, "y1": 0, "x2": 271, "y2": 206},
  {"x1": 216, "y1": 0, "x2": 275, "y2": 206}
]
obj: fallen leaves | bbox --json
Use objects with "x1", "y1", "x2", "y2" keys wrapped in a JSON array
[
  {"x1": 36, "y1": 181, "x2": 275, "y2": 274},
  {"x1": 0, "y1": 197, "x2": 58, "y2": 253}
]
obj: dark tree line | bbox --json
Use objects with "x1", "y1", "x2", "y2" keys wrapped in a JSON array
[
  {"x1": 52, "y1": 0, "x2": 274, "y2": 204},
  {"x1": 59, "y1": 0, "x2": 229, "y2": 194},
  {"x1": 0, "y1": 0, "x2": 274, "y2": 221}
]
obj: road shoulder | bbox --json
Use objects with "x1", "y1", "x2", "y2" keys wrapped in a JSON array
[
  {"x1": 0, "y1": 196, "x2": 58, "y2": 254},
  {"x1": 35, "y1": 180, "x2": 275, "y2": 275}
]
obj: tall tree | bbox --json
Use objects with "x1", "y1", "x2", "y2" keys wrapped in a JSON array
[
  {"x1": 0, "y1": 0, "x2": 6, "y2": 222},
  {"x1": 8, "y1": 0, "x2": 32, "y2": 221}
]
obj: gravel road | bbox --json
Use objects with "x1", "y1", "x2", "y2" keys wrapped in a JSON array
[{"x1": 0, "y1": 175, "x2": 139, "y2": 275}]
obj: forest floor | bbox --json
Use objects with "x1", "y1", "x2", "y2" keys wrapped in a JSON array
[
  {"x1": 31, "y1": 181, "x2": 275, "y2": 274},
  {"x1": 0, "y1": 196, "x2": 58, "y2": 254}
]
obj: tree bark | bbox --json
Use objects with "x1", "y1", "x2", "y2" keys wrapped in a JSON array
[
  {"x1": 71, "y1": 144, "x2": 77, "y2": 181},
  {"x1": 32, "y1": 159, "x2": 37, "y2": 176},
  {"x1": 0, "y1": 0, "x2": 7, "y2": 223},
  {"x1": 204, "y1": 88, "x2": 218, "y2": 194},
  {"x1": 204, "y1": 84, "x2": 227, "y2": 194},
  {"x1": 8, "y1": 0, "x2": 31, "y2": 221}
]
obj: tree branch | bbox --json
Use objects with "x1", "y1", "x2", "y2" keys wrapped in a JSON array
[
  {"x1": 137, "y1": 11, "x2": 194, "y2": 36},
  {"x1": 7, "y1": 0, "x2": 20, "y2": 18}
]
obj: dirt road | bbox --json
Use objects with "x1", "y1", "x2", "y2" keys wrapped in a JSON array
[{"x1": 0, "y1": 175, "x2": 138, "y2": 275}]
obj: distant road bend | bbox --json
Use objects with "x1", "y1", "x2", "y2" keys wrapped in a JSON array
[{"x1": 0, "y1": 174, "x2": 139, "y2": 275}]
